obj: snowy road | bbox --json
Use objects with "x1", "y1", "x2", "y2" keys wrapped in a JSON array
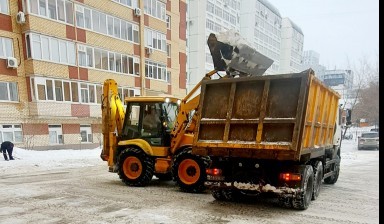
[{"x1": 0, "y1": 140, "x2": 379, "y2": 224}]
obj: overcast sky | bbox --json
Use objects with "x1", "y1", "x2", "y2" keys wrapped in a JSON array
[{"x1": 269, "y1": 0, "x2": 379, "y2": 69}]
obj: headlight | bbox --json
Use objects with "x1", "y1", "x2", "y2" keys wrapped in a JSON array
[{"x1": 165, "y1": 98, "x2": 170, "y2": 103}]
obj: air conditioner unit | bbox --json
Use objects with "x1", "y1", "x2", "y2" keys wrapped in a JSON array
[
  {"x1": 16, "y1": 11, "x2": 26, "y2": 24},
  {"x1": 134, "y1": 8, "x2": 141, "y2": 17},
  {"x1": 145, "y1": 47, "x2": 154, "y2": 55},
  {"x1": 7, "y1": 57, "x2": 18, "y2": 69}
]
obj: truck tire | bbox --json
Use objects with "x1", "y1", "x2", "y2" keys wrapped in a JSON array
[
  {"x1": 212, "y1": 190, "x2": 226, "y2": 201},
  {"x1": 324, "y1": 155, "x2": 340, "y2": 184},
  {"x1": 278, "y1": 196, "x2": 292, "y2": 208},
  {"x1": 172, "y1": 148, "x2": 210, "y2": 193},
  {"x1": 311, "y1": 161, "x2": 323, "y2": 201},
  {"x1": 212, "y1": 189, "x2": 241, "y2": 201},
  {"x1": 117, "y1": 147, "x2": 154, "y2": 187},
  {"x1": 292, "y1": 165, "x2": 314, "y2": 210}
]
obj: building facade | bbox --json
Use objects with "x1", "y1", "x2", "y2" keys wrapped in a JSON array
[
  {"x1": 186, "y1": 0, "x2": 240, "y2": 93},
  {"x1": 279, "y1": 17, "x2": 304, "y2": 73},
  {"x1": 0, "y1": 0, "x2": 186, "y2": 150},
  {"x1": 240, "y1": 0, "x2": 282, "y2": 75},
  {"x1": 301, "y1": 50, "x2": 326, "y2": 78},
  {"x1": 186, "y1": 0, "x2": 305, "y2": 94}
]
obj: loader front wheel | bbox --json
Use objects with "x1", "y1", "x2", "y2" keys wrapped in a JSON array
[
  {"x1": 172, "y1": 148, "x2": 210, "y2": 193},
  {"x1": 117, "y1": 147, "x2": 154, "y2": 187}
]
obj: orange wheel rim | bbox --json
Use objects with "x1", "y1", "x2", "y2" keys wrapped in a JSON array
[
  {"x1": 123, "y1": 156, "x2": 142, "y2": 179},
  {"x1": 178, "y1": 159, "x2": 200, "y2": 185}
]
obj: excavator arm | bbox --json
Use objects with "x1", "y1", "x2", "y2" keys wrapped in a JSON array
[{"x1": 100, "y1": 79, "x2": 126, "y2": 169}]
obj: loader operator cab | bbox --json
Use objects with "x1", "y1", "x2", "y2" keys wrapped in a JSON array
[{"x1": 122, "y1": 97, "x2": 179, "y2": 147}]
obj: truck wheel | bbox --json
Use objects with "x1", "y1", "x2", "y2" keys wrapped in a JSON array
[
  {"x1": 311, "y1": 161, "x2": 323, "y2": 200},
  {"x1": 324, "y1": 155, "x2": 340, "y2": 184},
  {"x1": 117, "y1": 147, "x2": 154, "y2": 187},
  {"x1": 155, "y1": 173, "x2": 173, "y2": 181},
  {"x1": 212, "y1": 190, "x2": 226, "y2": 201},
  {"x1": 292, "y1": 165, "x2": 314, "y2": 210},
  {"x1": 278, "y1": 196, "x2": 292, "y2": 208},
  {"x1": 172, "y1": 148, "x2": 210, "y2": 193}
]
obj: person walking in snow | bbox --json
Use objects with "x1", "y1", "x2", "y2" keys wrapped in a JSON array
[{"x1": 1, "y1": 141, "x2": 14, "y2": 161}]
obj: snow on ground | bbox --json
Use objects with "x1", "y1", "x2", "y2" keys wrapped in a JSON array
[{"x1": 1, "y1": 126, "x2": 377, "y2": 171}]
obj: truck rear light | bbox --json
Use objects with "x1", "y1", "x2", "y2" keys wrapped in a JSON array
[
  {"x1": 206, "y1": 168, "x2": 222, "y2": 176},
  {"x1": 280, "y1": 173, "x2": 301, "y2": 181}
]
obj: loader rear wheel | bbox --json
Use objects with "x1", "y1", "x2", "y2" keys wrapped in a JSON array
[
  {"x1": 324, "y1": 155, "x2": 340, "y2": 184},
  {"x1": 117, "y1": 147, "x2": 154, "y2": 187},
  {"x1": 312, "y1": 161, "x2": 323, "y2": 200},
  {"x1": 172, "y1": 148, "x2": 210, "y2": 193},
  {"x1": 292, "y1": 165, "x2": 314, "y2": 210}
]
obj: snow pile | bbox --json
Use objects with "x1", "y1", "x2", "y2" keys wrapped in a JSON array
[{"x1": 0, "y1": 147, "x2": 103, "y2": 173}]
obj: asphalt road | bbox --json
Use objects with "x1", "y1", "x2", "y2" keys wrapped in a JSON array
[{"x1": 0, "y1": 142, "x2": 379, "y2": 224}]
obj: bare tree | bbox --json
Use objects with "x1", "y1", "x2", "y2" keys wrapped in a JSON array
[{"x1": 350, "y1": 53, "x2": 379, "y2": 127}]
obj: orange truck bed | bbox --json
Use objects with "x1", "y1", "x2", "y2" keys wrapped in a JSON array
[{"x1": 192, "y1": 69, "x2": 340, "y2": 161}]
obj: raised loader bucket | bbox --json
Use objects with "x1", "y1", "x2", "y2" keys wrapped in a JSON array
[{"x1": 207, "y1": 30, "x2": 273, "y2": 76}]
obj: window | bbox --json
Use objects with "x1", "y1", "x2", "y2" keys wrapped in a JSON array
[
  {"x1": 166, "y1": 15, "x2": 171, "y2": 29},
  {"x1": 80, "y1": 125, "x2": 93, "y2": 143},
  {"x1": 0, "y1": 0, "x2": 9, "y2": 14},
  {"x1": 27, "y1": 0, "x2": 74, "y2": 24},
  {"x1": 48, "y1": 124, "x2": 63, "y2": 144},
  {"x1": 144, "y1": 0, "x2": 165, "y2": 21},
  {"x1": 145, "y1": 60, "x2": 167, "y2": 81},
  {"x1": 166, "y1": 44, "x2": 170, "y2": 57},
  {"x1": 77, "y1": 44, "x2": 139, "y2": 75},
  {"x1": 75, "y1": 4, "x2": 139, "y2": 43},
  {"x1": 26, "y1": 33, "x2": 76, "y2": 65},
  {"x1": 144, "y1": 28, "x2": 166, "y2": 51},
  {"x1": 0, "y1": 124, "x2": 23, "y2": 143},
  {"x1": 0, "y1": 82, "x2": 18, "y2": 102},
  {"x1": 0, "y1": 37, "x2": 13, "y2": 58},
  {"x1": 112, "y1": 0, "x2": 138, "y2": 8}
]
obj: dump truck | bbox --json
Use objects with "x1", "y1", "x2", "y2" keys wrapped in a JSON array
[
  {"x1": 100, "y1": 31, "x2": 273, "y2": 193},
  {"x1": 191, "y1": 69, "x2": 349, "y2": 209}
]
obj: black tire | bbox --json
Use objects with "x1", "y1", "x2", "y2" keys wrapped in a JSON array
[
  {"x1": 155, "y1": 173, "x2": 173, "y2": 181},
  {"x1": 324, "y1": 155, "x2": 340, "y2": 184},
  {"x1": 117, "y1": 147, "x2": 154, "y2": 187},
  {"x1": 292, "y1": 165, "x2": 314, "y2": 210},
  {"x1": 212, "y1": 189, "x2": 226, "y2": 201},
  {"x1": 311, "y1": 161, "x2": 323, "y2": 201},
  {"x1": 278, "y1": 196, "x2": 292, "y2": 208},
  {"x1": 171, "y1": 148, "x2": 210, "y2": 193}
]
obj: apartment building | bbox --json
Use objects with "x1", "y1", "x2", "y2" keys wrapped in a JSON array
[
  {"x1": 240, "y1": 0, "x2": 282, "y2": 75},
  {"x1": 186, "y1": 0, "x2": 305, "y2": 94},
  {"x1": 186, "y1": 0, "x2": 240, "y2": 93},
  {"x1": 279, "y1": 17, "x2": 304, "y2": 73},
  {"x1": 301, "y1": 50, "x2": 326, "y2": 78},
  {"x1": 0, "y1": 0, "x2": 186, "y2": 150}
]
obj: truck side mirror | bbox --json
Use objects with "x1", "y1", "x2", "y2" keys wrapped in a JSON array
[{"x1": 346, "y1": 109, "x2": 352, "y2": 126}]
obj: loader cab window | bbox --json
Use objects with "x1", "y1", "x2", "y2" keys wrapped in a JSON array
[
  {"x1": 123, "y1": 101, "x2": 178, "y2": 146},
  {"x1": 162, "y1": 102, "x2": 178, "y2": 131}
]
